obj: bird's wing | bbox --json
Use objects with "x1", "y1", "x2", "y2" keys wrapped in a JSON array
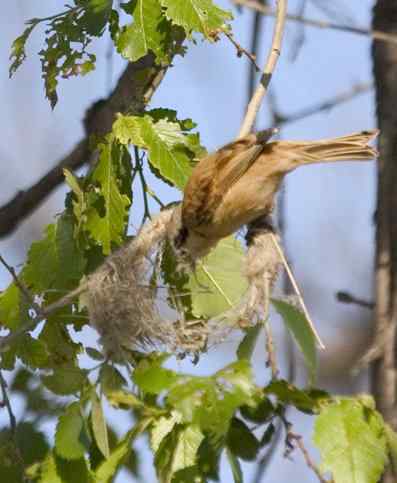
[{"x1": 182, "y1": 140, "x2": 265, "y2": 230}]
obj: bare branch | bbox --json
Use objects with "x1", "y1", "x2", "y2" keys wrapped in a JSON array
[
  {"x1": 0, "y1": 47, "x2": 182, "y2": 239},
  {"x1": 264, "y1": 320, "x2": 279, "y2": 378},
  {"x1": 336, "y1": 290, "x2": 374, "y2": 309},
  {"x1": 233, "y1": 0, "x2": 397, "y2": 45},
  {"x1": 275, "y1": 82, "x2": 373, "y2": 126},
  {"x1": 239, "y1": 0, "x2": 288, "y2": 137},
  {"x1": 224, "y1": 30, "x2": 261, "y2": 72}
]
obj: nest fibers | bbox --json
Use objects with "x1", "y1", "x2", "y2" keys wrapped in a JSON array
[{"x1": 85, "y1": 207, "x2": 282, "y2": 361}]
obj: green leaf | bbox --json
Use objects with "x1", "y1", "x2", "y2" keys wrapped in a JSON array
[
  {"x1": 117, "y1": 0, "x2": 173, "y2": 63},
  {"x1": 225, "y1": 446, "x2": 243, "y2": 483},
  {"x1": 237, "y1": 325, "x2": 262, "y2": 361},
  {"x1": 189, "y1": 237, "x2": 248, "y2": 318},
  {"x1": 99, "y1": 364, "x2": 127, "y2": 395},
  {"x1": 24, "y1": 214, "x2": 86, "y2": 293},
  {"x1": 55, "y1": 403, "x2": 89, "y2": 460},
  {"x1": 271, "y1": 298, "x2": 317, "y2": 382},
  {"x1": 160, "y1": 0, "x2": 232, "y2": 38},
  {"x1": 133, "y1": 354, "x2": 179, "y2": 394},
  {"x1": 150, "y1": 411, "x2": 183, "y2": 452},
  {"x1": 154, "y1": 424, "x2": 204, "y2": 482},
  {"x1": 0, "y1": 283, "x2": 29, "y2": 330},
  {"x1": 39, "y1": 322, "x2": 83, "y2": 369},
  {"x1": 9, "y1": 24, "x2": 35, "y2": 76},
  {"x1": 240, "y1": 396, "x2": 274, "y2": 424},
  {"x1": 91, "y1": 394, "x2": 110, "y2": 459},
  {"x1": 86, "y1": 347, "x2": 104, "y2": 361},
  {"x1": 85, "y1": 140, "x2": 131, "y2": 254},
  {"x1": 167, "y1": 360, "x2": 256, "y2": 436},
  {"x1": 17, "y1": 334, "x2": 49, "y2": 368},
  {"x1": 94, "y1": 418, "x2": 152, "y2": 483},
  {"x1": 113, "y1": 114, "x2": 201, "y2": 189},
  {"x1": 313, "y1": 398, "x2": 388, "y2": 483},
  {"x1": 38, "y1": 452, "x2": 92, "y2": 483},
  {"x1": 265, "y1": 380, "x2": 329, "y2": 414},
  {"x1": 226, "y1": 417, "x2": 260, "y2": 461},
  {"x1": 42, "y1": 367, "x2": 88, "y2": 395},
  {"x1": 105, "y1": 390, "x2": 144, "y2": 410}
]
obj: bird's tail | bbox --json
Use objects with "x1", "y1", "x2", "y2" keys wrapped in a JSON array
[{"x1": 272, "y1": 129, "x2": 379, "y2": 171}]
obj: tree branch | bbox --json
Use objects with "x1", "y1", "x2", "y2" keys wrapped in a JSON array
[
  {"x1": 233, "y1": 0, "x2": 397, "y2": 45},
  {"x1": 0, "y1": 49, "x2": 181, "y2": 239},
  {"x1": 239, "y1": 0, "x2": 288, "y2": 137}
]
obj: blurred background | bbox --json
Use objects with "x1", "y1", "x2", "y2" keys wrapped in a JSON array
[{"x1": 0, "y1": 0, "x2": 377, "y2": 481}]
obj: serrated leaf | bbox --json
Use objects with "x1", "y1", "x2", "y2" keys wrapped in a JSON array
[
  {"x1": 117, "y1": 0, "x2": 173, "y2": 63},
  {"x1": 91, "y1": 394, "x2": 110, "y2": 459},
  {"x1": 94, "y1": 418, "x2": 152, "y2": 483},
  {"x1": 271, "y1": 298, "x2": 317, "y2": 382},
  {"x1": 42, "y1": 367, "x2": 88, "y2": 395},
  {"x1": 189, "y1": 237, "x2": 248, "y2": 318},
  {"x1": 24, "y1": 214, "x2": 86, "y2": 293},
  {"x1": 160, "y1": 0, "x2": 232, "y2": 38},
  {"x1": 55, "y1": 403, "x2": 88, "y2": 460},
  {"x1": 167, "y1": 360, "x2": 255, "y2": 436},
  {"x1": 237, "y1": 325, "x2": 262, "y2": 361},
  {"x1": 150, "y1": 411, "x2": 183, "y2": 452},
  {"x1": 85, "y1": 140, "x2": 131, "y2": 254},
  {"x1": 9, "y1": 24, "x2": 35, "y2": 76},
  {"x1": 113, "y1": 114, "x2": 201, "y2": 189},
  {"x1": 133, "y1": 353, "x2": 179, "y2": 394},
  {"x1": 154, "y1": 424, "x2": 204, "y2": 482},
  {"x1": 313, "y1": 398, "x2": 388, "y2": 483}
]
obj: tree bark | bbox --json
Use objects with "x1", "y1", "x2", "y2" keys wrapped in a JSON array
[{"x1": 372, "y1": 2, "x2": 397, "y2": 481}]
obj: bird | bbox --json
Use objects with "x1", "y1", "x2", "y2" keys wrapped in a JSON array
[{"x1": 168, "y1": 128, "x2": 378, "y2": 261}]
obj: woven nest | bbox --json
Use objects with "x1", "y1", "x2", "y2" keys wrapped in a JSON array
[{"x1": 85, "y1": 208, "x2": 282, "y2": 361}]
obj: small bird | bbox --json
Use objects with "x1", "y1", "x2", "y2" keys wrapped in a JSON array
[{"x1": 169, "y1": 128, "x2": 378, "y2": 260}]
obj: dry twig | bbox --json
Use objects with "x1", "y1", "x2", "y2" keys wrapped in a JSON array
[
  {"x1": 233, "y1": 0, "x2": 397, "y2": 45},
  {"x1": 224, "y1": 30, "x2": 261, "y2": 72}
]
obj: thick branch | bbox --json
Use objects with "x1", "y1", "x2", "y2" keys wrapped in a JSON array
[{"x1": 0, "y1": 51, "x2": 178, "y2": 238}]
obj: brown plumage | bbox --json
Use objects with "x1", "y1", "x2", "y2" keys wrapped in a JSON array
[{"x1": 169, "y1": 129, "x2": 378, "y2": 260}]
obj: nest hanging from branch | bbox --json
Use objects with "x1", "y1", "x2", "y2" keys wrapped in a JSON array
[{"x1": 85, "y1": 207, "x2": 282, "y2": 361}]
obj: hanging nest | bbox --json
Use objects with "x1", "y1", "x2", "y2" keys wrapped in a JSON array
[{"x1": 85, "y1": 207, "x2": 282, "y2": 361}]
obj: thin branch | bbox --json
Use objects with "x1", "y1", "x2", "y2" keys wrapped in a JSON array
[
  {"x1": 276, "y1": 82, "x2": 373, "y2": 127},
  {"x1": 224, "y1": 30, "x2": 261, "y2": 73},
  {"x1": 0, "y1": 370, "x2": 26, "y2": 480},
  {"x1": 233, "y1": 0, "x2": 397, "y2": 45},
  {"x1": 264, "y1": 320, "x2": 278, "y2": 378},
  {"x1": 270, "y1": 233, "x2": 325, "y2": 349},
  {"x1": 239, "y1": 0, "x2": 288, "y2": 137},
  {"x1": 287, "y1": 429, "x2": 330, "y2": 483},
  {"x1": 336, "y1": 290, "x2": 374, "y2": 309},
  {"x1": 0, "y1": 44, "x2": 183, "y2": 239}
]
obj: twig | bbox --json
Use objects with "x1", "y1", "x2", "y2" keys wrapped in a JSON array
[
  {"x1": 264, "y1": 320, "x2": 278, "y2": 378},
  {"x1": 247, "y1": 0, "x2": 267, "y2": 104},
  {"x1": 233, "y1": 0, "x2": 397, "y2": 45},
  {"x1": 270, "y1": 233, "x2": 325, "y2": 349},
  {"x1": 336, "y1": 290, "x2": 374, "y2": 309},
  {"x1": 0, "y1": 283, "x2": 87, "y2": 352},
  {"x1": 275, "y1": 82, "x2": 373, "y2": 127},
  {"x1": 239, "y1": 0, "x2": 288, "y2": 137},
  {"x1": 224, "y1": 30, "x2": 261, "y2": 72},
  {"x1": 289, "y1": 0, "x2": 307, "y2": 61},
  {"x1": 287, "y1": 429, "x2": 330, "y2": 483},
  {"x1": 134, "y1": 148, "x2": 152, "y2": 223},
  {"x1": 0, "y1": 370, "x2": 26, "y2": 480}
]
